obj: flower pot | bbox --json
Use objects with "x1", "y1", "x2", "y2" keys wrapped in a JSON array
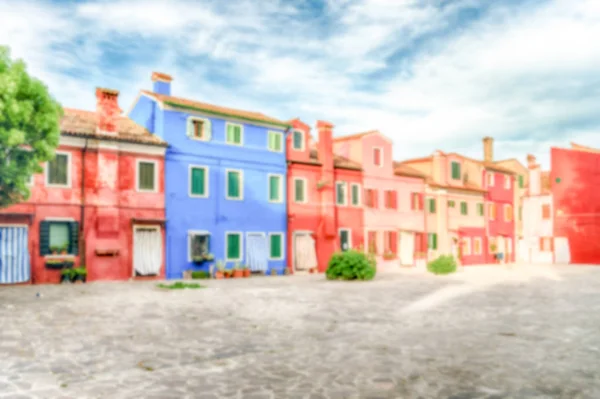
[
  {"x1": 309, "y1": 268, "x2": 315, "y2": 274},
  {"x1": 183, "y1": 270, "x2": 193, "y2": 280},
  {"x1": 243, "y1": 269, "x2": 251, "y2": 277},
  {"x1": 60, "y1": 274, "x2": 72, "y2": 284},
  {"x1": 214, "y1": 271, "x2": 224, "y2": 279},
  {"x1": 73, "y1": 274, "x2": 86, "y2": 284},
  {"x1": 233, "y1": 270, "x2": 244, "y2": 278}
]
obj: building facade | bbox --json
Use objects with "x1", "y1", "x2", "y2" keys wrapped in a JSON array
[
  {"x1": 128, "y1": 72, "x2": 289, "y2": 279},
  {"x1": 0, "y1": 88, "x2": 167, "y2": 284},
  {"x1": 286, "y1": 119, "x2": 364, "y2": 273}
]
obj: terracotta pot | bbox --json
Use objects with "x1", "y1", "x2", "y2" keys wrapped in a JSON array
[
  {"x1": 233, "y1": 270, "x2": 244, "y2": 278},
  {"x1": 214, "y1": 271, "x2": 224, "y2": 279},
  {"x1": 309, "y1": 268, "x2": 315, "y2": 274},
  {"x1": 243, "y1": 269, "x2": 251, "y2": 277}
]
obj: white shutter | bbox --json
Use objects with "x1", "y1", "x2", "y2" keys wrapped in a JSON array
[
  {"x1": 204, "y1": 119, "x2": 212, "y2": 140},
  {"x1": 186, "y1": 118, "x2": 193, "y2": 137}
]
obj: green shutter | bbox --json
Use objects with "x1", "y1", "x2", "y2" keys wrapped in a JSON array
[
  {"x1": 234, "y1": 126, "x2": 242, "y2": 144},
  {"x1": 518, "y1": 175, "x2": 524, "y2": 188},
  {"x1": 448, "y1": 200, "x2": 455, "y2": 208},
  {"x1": 269, "y1": 175, "x2": 280, "y2": 201},
  {"x1": 69, "y1": 222, "x2": 79, "y2": 255},
  {"x1": 461, "y1": 202, "x2": 468, "y2": 215},
  {"x1": 48, "y1": 154, "x2": 68, "y2": 185},
  {"x1": 191, "y1": 167, "x2": 206, "y2": 196},
  {"x1": 227, "y1": 171, "x2": 241, "y2": 198},
  {"x1": 227, "y1": 234, "x2": 240, "y2": 259},
  {"x1": 295, "y1": 179, "x2": 304, "y2": 202},
  {"x1": 139, "y1": 162, "x2": 155, "y2": 190},
  {"x1": 477, "y1": 203, "x2": 484, "y2": 216},
  {"x1": 351, "y1": 185, "x2": 359, "y2": 205},
  {"x1": 429, "y1": 198, "x2": 436, "y2": 213},
  {"x1": 451, "y1": 162, "x2": 461, "y2": 179},
  {"x1": 270, "y1": 234, "x2": 282, "y2": 258},
  {"x1": 433, "y1": 233, "x2": 438, "y2": 250},
  {"x1": 39, "y1": 221, "x2": 50, "y2": 255},
  {"x1": 336, "y1": 183, "x2": 345, "y2": 204},
  {"x1": 275, "y1": 133, "x2": 282, "y2": 151},
  {"x1": 293, "y1": 131, "x2": 303, "y2": 149}
]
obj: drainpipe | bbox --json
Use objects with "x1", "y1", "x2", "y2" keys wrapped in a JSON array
[
  {"x1": 80, "y1": 139, "x2": 89, "y2": 267},
  {"x1": 283, "y1": 126, "x2": 292, "y2": 274}
]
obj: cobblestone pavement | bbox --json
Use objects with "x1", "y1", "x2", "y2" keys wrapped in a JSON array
[{"x1": 1, "y1": 265, "x2": 600, "y2": 399}]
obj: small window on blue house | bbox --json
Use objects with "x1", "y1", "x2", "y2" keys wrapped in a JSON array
[
  {"x1": 187, "y1": 117, "x2": 211, "y2": 141},
  {"x1": 189, "y1": 231, "x2": 210, "y2": 261},
  {"x1": 190, "y1": 166, "x2": 208, "y2": 197},
  {"x1": 226, "y1": 169, "x2": 243, "y2": 200},
  {"x1": 269, "y1": 233, "x2": 284, "y2": 260},
  {"x1": 226, "y1": 123, "x2": 243, "y2": 145},
  {"x1": 226, "y1": 232, "x2": 242, "y2": 261},
  {"x1": 268, "y1": 131, "x2": 283, "y2": 152},
  {"x1": 268, "y1": 174, "x2": 282, "y2": 202}
]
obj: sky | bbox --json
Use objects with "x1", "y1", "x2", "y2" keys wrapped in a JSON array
[{"x1": 1, "y1": 0, "x2": 600, "y2": 169}]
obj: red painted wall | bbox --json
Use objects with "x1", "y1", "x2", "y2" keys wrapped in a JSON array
[
  {"x1": 485, "y1": 170, "x2": 515, "y2": 263},
  {"x1": 458, "y1": 227, "x2": 486, "y2": 265},
  {"x1": 552, "y1": 147, "x2": 600, "y2": 264}
]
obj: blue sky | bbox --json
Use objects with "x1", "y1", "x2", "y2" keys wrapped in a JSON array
[{"x1": 2, "y1": 0, "x2": 600, "y2": 168}]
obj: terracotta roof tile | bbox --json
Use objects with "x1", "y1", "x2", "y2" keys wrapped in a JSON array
[
  {"x1": 141, "y1": 90, "x2": 289, "y2": 127},
  {"x1": 570, "y1": 142, "x2": 600, "y2": 153},
  {"x1": 332, "y1": 130, "x2": 378, "y2": 142},
  {"x1": 305, "y1": 147, "x2": 362, "y2": 170},
  {"x1": 60, "y1": 108, "x2": 166, "y2": 146},
  {"x1": 393, "y1": 163, "x2": 425, "y2": 179}
]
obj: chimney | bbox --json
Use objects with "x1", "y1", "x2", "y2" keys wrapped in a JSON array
[
  {"x1": 526, "y1": 154, "x2": 541, "y2": 195},
  {"x1": 317, "y1": 120, "x2": 334, "y2": 172},
  {"x1": 483, "y1": 137, "x2": 493, "y2": 162},
  {"x1": 316, "y1": 120, "x2": 336, "y2": 238},
  {"x1": 96, "y1": 88, "x2": 121, "y2": 134},
  {"x1": 527, "y1": 154, "x2": 537, "y2": 169},
  {"x1": 151, "y1": 72, "x2": 173, "y2": 96}
]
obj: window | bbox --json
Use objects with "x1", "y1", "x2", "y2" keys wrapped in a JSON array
[
  {"x1": 46, "y1": 152, "x2": 71, "y2": 187},
  {"x1": 504, "y1": 204, "x2": 513, "y2": 221},
  {"x1": 294, "y1": 178, "x2": 307, "y2": 203},
  {"x1": 489, "y1": 203, "x2": 496, "y2": 220},
  {"x1": 428, "y1": 198, "x2": 436, "y2": 214},
  {"x1": 268, "y1": 131, "x2": 283, "y2": 152},
  {"x1": 540, "y1": 237, "x2": 554, "y2": 252},
  {"x1": 40, "y1": 220, "x2": 79, "y2": 256},
  {"x1": 462, "y1": 237, "x2": 471, "y2": 256},
  {"x1": 448, "y1": 200, "x2": 456, "y2": 208},
  {"x1": 226, "y1": 123, "x2": 243, "y2": 145},
  {"x1": 451, "y1": 161, "x2": 461, "y2": 180},
  {"x1": 460, "y1": 201, "x2": 468, "y2": 215},
  {"x1": 427, "y1": 233, "x2": 438, "y2": 250},
  {"x1": 487, "y1": 173, "x2": 495, "y2": 186},
  {"x1": 477, "y1": 203, "x2": 484, "y2": 216},
  {"x1": 507, "y1": 238, "x2": 513, "y2": 254},
  {"x1": 504, "y1": 175, "x2": 511, "y2": 189},
  {"x1": 384, "y1": 231, "x2": 397, "y2": 255},
  {"x1": 336, "y1": 182, "x2": 347, "y2": 205},
  {"x1": 268, "y1": 174, "x2": 283, "y2": 203},
  {"x1": 226, "y1": 169, "x2": 243, "y2": 200},
  {"x1": 542, "y1": 204, "x2": 551, "y2": 220},
  {"x1": 411, "y1": 193, "x2": 423, "y2": 210},
  {"x1": 367, "y1": 231, "x2": 377, "y2": 254},
  {"x1": 373, "y1": 148, "x2": 383, "y2": 166},
  {"x1": 384, "y1": 190, "x2": 397, "y2": 209},
  {"x1": 269, "y1": 233, "x2": 284, "y2": 260},
  {"x1": 137, "y1": 160, "x2": 157, "y2": 192},
  {"x1": 350, "y1": 183, "x2": 361, "y2": 206},
  {"x1": 187, "y1": 117, "x2": 211, "y2": 141},
  {"x1": 519, "y1": 206, "x2": 523, "y2": 221},
  {"x1": 518, "y1": 175, "x2": 524, "y2": 188},
  {"x1": 292, "y1": 130, "x2": 304, "y2": 150},
  {"x1": 489, "y1": 237, "x2": 497, "y2": 253},
  {"x1": 188, "y1": 231, "x2": 210, "y2": 261},
  {"x1": 225, "y1": 232, "x2": 242, "y2": 261},
  {"x1": 473, "y1": 237, "x2": 482, "y2": 255},
  {"x1": 189, "y1": 166, "x2": 208, "y2": 197}
]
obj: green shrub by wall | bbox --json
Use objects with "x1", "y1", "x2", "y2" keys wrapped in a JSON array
[
  {"x1": 191, "y1": 271, "x2": 210, "y2": 279},
  {"x1": 427, "y1": 255, "x2": 458, "y2": 275},
  {"x1": 326, "y1": 250, "x2": 376, "y2": 281}
]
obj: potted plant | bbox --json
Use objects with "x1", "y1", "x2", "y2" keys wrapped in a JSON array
[
  {"x1": 60, "y1": 268, "x2": 74, "y2": 283},
  {"x1": 383, "y1": 251, "x2": 395, "y2": 260},
  {"x1": 60, "y1": 245, "x2": 68, "y2": 255},
  {"x1": 214, "y1": 260, "x2": 225, "y2": 279},
  {"x1": 72, "y1": 267, "x2": 87, "y2": 283},
  {"x1": 232, "y1": 262, "x2": 244, "y2": 278},
  {"x1": 270, "y1": 268, "x2": 278, "y2": 276},
  {"x1": 283, "y1": 268, "x2": 291, "y2": 276},
  {"x1": 242, "y1": 265, "x2": 251, "y2": 278},
  {"x1": 192, "y1": 253, "x2": 215, "y2": 264}
]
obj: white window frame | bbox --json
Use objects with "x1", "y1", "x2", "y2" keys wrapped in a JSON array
[
  {"x1": 44, "y1": 218, "x2": 76, "y2": 259},
  {"x1": 225, "y1": 122, "x2": 244, "y2": 146},
  {"x1": 135, "y1": 159, "x2": 159, "y2": 193},
  {"x1": 293, "y1": 177, "x2": 308, "y2": 204},
  {"x1": 268, "y1": 232, "x2": 285, "y2": 260},
  {"x1": 267, "y1": 173, "x2": 284, "y2": 203},
  {"x1": 504, "y1": 175, "x2": 511, "y2": 190},
  {"x1": 335, "y1": 181, "x2": 348, "y2": 206},
  {"x1": 373, "y1": 147, "x2": 383, "y2": 167},
  {"x1": 473, "y1": 237, "x2": 482, "y2": 255},
  {"x1": 187, "y1": 116, "x2": 211, "y2": 142},
  {"x1": 350, "y1": 183, "x2": 361, "y2": 206},
  {"x1": 338, "y1": 228, "x2": 352, "y2": 251},
  {"x1": 187, "y1": 230, "x2": 210, "y2": 262},
  {"x1": 292, "y1": 130, "x2": 305, "y2": 151},
  {"x1": 225, "y1": 169, "x2": 244, "y2": 200},
  {"x1": 225, "y1": 231, "x2": 243, "y2": 262},
  {"x1": 132, "y1": 224, "x2": 162, "y2": 276},
  {"x1": 188, "y1": 165, "x2": 209, "y2": 198},
  {"x1": 462, "y1": 237, "x2": 471, "y2": 256},
  {"x1": 45, "y1": 151, "x2": 72, "y2": 189},
  {"x1": 267, "y1": 131, "x2": 284, "y2": 153},
  {"x1": 488, "y1": 172, "x2": 495, "y2": 187},
  {"x1": 27, "y1": 173, "x2": 34, "y2": 186}
]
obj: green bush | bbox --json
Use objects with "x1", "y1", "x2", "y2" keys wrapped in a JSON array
[
  {"x1": 325, "y1": 250, "x2": 376, "y2": 281},
  {"x1": 427, "y1": 255, "x2": 457, "y2": 275},
  {"x1": 191, "y1": 271, "x2": 210, "y2": 279}
]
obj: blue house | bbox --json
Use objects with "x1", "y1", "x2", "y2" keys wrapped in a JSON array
[{"x1": 128, "y1": 72, "x2": 290, "y2": 278}]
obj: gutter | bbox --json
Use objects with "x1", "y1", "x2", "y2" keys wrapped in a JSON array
[{"x1": 80, "y1": 138, "x2": 89, "y2": 267}]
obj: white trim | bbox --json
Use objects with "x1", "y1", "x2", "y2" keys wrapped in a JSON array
[
  {"x1": 488, "y1": 172, "x2": 495, "y2": 187},
  {"x1": 350, "y1": 183, "x2": 361, "y2": 206},
  {"x1": 132, "y1": 224, "x2": 162, "y2": 277},
  {"x1": 462, "y1": 237, "x2": 471, "y2": 256},
  {"x1": 188, "y1": 164, "x2": 209, "y2": 198},
  {"x1": 45, "y1": 151, "x2": 72, "y2": 189},
  {"x1": 268, "y1": 232, "x2": 285, "y2": 260},
  {"x1": 338, "y1": 228, "x2": 352, "y2": 251},
  {"x1": 225, "y1": 169, "x2": 244, "y2": 200},
  {"x1": 43, "y1": 217, "x2": 76, "y2": 222},
  {"x1": 504, "y1": 175, "x2": 511, "y2": 190},
  {"x1": 335, "y1": 181, "x2": 348, "y2": 206},
  {"x1": 225, "y1": 122, "x2": 244, "y2": 146},
  {"x1": 58, "y1": 135, "x2": 167, "y2": 156},
  {"x1": 267, "y1": 131, "x2": 284, "y2": 153},
  {"x1": 293, "y1": 177, "x2": 308, "y2": 203},
  {"x1": 267, "y1": 173, "x2": 284, "y2": 203},
  {"x1": 0, "y1": 223, "x2": 29, "y2": 228},
  {"x1": 136, "y1": 159, "x2": 159, "y2": 193},
  {"x1": 292, "y1": 130, "x2": 305, "y2": 151},
  {"x1": 473, "y1": 237, "x2": 483, "y2": 255},
  {"x1": 373, "y1": 147, "x2": 384, "y2": 167},
  {"x1": 187, "y1": 116, "x2": 211, "y2": 142},
  {"x1": 26, "y1": 173, "x2": 34, "y2": 186},
  {"x1": 225, "y1": 231, "x2": 243, "y2": 262},
  {"x1": 187, "y1": 230, "x2": 211, "y2": 262}
]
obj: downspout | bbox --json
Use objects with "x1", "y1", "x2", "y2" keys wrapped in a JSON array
[
  {"x1": 422, "y1": 181, "x2": 427, "y2": 265},
  {"x1": 284, "y1": 127, "x2": 291, "y2": 273},
  {"x1": 80, "y1": 139, "x2": 89, "y2": 267}
]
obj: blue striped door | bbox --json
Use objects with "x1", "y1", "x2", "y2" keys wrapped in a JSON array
[{"x1": 0, "y1": 226, "x2": 30, "y2": 284}]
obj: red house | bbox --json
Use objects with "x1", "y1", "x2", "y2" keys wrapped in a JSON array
[
  {"x1": 286, "y1": 119, "x2": 364, "y2": 273},
  {"x1": 0, "y1": 88, "x2": 167, "y2": 284}
]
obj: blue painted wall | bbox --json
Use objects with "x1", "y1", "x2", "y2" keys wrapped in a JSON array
[{"x1": 129, "y1": 92, "x2": 288, "y2": 278}]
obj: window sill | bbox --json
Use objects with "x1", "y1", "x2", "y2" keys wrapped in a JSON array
[
  {"x1": 46, "y1": 184, "x2": 71, "y2": 189},
  {"x1": 45, "y1": 254, "x2": 76, "y2": 259}
]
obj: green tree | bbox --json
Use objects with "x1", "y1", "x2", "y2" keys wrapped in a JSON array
[{"x1": 0, "y1": 46, "x2": 62, "y2": 208}]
